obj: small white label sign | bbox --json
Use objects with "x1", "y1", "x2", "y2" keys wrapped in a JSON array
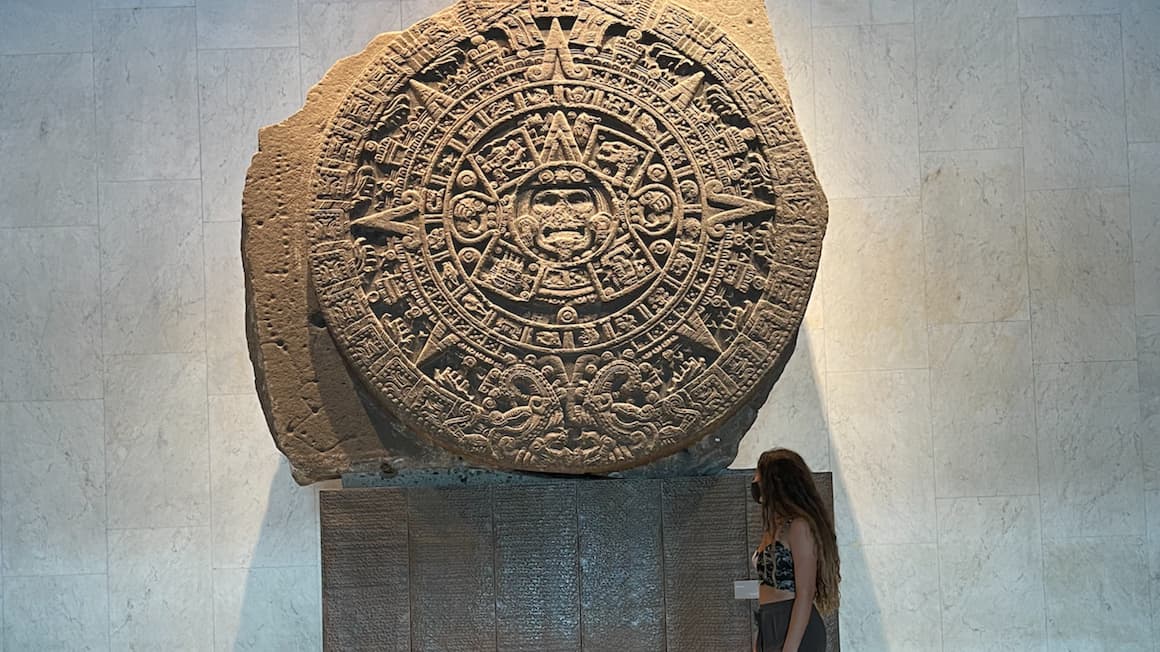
[{"x1": 734, "y1": 579, "x2": 760, "y2": 600}]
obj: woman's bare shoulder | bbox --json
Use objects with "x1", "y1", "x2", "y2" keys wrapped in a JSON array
[{"x1": 787, "y1": 518, "x2": 813, "y2": 542}]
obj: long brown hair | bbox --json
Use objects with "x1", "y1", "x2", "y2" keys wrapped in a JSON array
[{"x1": 755, "y1": 448, "x2": 840, "y2": 613}]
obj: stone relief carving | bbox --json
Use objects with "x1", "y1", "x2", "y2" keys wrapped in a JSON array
[{"x1": 244, "y1": 0, "x2": 825, "y2": 480}]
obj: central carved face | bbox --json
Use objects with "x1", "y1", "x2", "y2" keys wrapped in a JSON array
[
  {"x1": 512, "y1": 166, "x2": 616, "y2": 265},
  {"x1": 530, "y1": 187, "x2": 597, "y2": 259}
]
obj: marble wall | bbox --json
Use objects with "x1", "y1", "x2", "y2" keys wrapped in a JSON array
[{"x1": 0, "y1": 0, "x2": 1154, "y2": 649}]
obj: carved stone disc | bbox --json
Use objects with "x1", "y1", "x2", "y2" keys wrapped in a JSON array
[{"x1": 307, "y1": 0, "x2": 826, "y2": 473}]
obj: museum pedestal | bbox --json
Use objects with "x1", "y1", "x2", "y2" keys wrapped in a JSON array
[{"x1": 320, "y1": 472, "x2": 838, "y2": 651}]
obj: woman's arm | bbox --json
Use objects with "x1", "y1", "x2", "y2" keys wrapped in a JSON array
[{"x1": 781, "y1": 519, "x2": 818, "y2": 652}]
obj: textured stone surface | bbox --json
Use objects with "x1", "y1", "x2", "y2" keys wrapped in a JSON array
[
  {"x1": 494, "y1": 484, "x2": 581, "y2": 650},
  {"x1": 578, "y1": 480, "x2": 665, "y2": 650},
  {"x1": 242, "y1": 0, "x2": 823, "y2": 481},
  {"x1": 661, "y1": 476, "x2": 754, "y2": 651},
  {"x1": 320, "y1": 490, "x2": 409, "y2": 651},
  {"x1": 407, "y1": 488, "x2": 497, "y2": 651},
  {"x1": 320, "y1": 473, "x2": 838, "y2": 650}
]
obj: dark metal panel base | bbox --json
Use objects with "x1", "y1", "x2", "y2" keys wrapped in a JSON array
[
  {"x1": 662, "y1": 476, "x2": 753, "y2": 651},
  {"x1": 321, "y1": 490, "x2": 410, "y2": 652},
  {"x1": 494, "y1": 484, "x2": 582, "y2": 651},
  {"x1": 321, "y1": 473, "x2": 839, "y2": 651},
  {"x1": 407, "y1": 488, "x2": 496, "y2": 652},
  {"x1": 579, "y1": 480, "x2": 665, "y2": 652}
]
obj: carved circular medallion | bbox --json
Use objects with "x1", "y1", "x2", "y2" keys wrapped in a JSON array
[{"x1": 307, "y1": 0, "x2": 826, "y2": 473}]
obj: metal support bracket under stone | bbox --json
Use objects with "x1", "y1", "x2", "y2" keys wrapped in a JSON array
[{"x1": 321, "y1": 472, "x2": 839, "y2": 651}]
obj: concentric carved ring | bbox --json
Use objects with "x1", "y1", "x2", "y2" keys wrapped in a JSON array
[{"x1": 307, "y1": 0, "x2": 827, "y2": 473}]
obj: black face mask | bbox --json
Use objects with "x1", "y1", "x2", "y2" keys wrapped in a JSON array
[{"x1": 750, "y1": 481, "x2": 762, "y2": 503}]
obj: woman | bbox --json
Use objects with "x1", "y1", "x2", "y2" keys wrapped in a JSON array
[{"x1": 750, "y1": 448, "x2": 840, "y2": 652}]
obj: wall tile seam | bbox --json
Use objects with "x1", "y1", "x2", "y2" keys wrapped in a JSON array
[
  {"x1": 191, "y1": 10, "x2": 216, "y2": 645},
  {"x1": 925, "y1": 319, "x2": 1033, "y2": 328},
  {"x1": 1030, "y1": 358, "x2": 1140, "y2": 366},
  {"x1": 105, "y1": 524, "x2": 211, "y2": 533},
  {"x1": 927, "y1": 380, "x2": 949, "y2": 652},
  {"x1": 0, "y1": 392, "x2": 105, "y2": 403},
  {"x1": 0, "y1": 398, "x2": 104, "y2": 405},
  {"x1": 1022, "y1": 111, "x2": 1052, "y2": 643},
  {"x1": 97, "y1": 178, "x2": 203, "y2": 185},
  {"x1": 1121, "y1": 16, "x2": 1154, "y2": 583},
  {"x1": 1143, "y1": 456, "x2": 1156, "y2": 645},
  {"x1": 94, "y1": 5, "x2": 193, "y2": 12},
  {"x1": 1024, "y1": 185, "x2": 1131, "y2": 193},
  {"x1": 844, "y1": 537, "x2": 941, "y2": 547},
  {"x1": 1016, "y1": 10, "x2": 1123, "y2": 19},
  {"x1": 0, "y1": 225, "x2": 101, "y2": 232},
  {"x1": 102, "y1": 347, "x2": 210, "y2": 356},
  {"x1": 825, "y1": 366, "x2": 932, "y2": 376},
  {"x1": 837, "y1": 542, "x2": 939, "y2": 549},
  {"x1": 205, "y1": 389, "x2": 259, "y2": 398},
  {"x1": 817, "y1": 192, "x2": 922, "y2": 202},
  {"x1": 1038, "y1": 533, "x2": 1148, "y2": 542},
  {"x1": 810, "y1": 21, "x2": 916, "y2": 30},
  {"x1": 1117, "y1": 10, "x2": 1133, "y2": 226},
  {"x1": 0, "y1": 50, "x2": 94, "y2": 58},
  {"x1": 0, "y1": 571, "x2": 108, "y2": 581},
  {"x1": 191, "y1": 43, "x2": 300, "y2": 53},
  {"x1": 208, "y1": 562, "x2": 323, "y2": 571},
  {"x1": 99, "y1": 352, "x2": 207, "y2": 360},
  {"x1": 803, "y1": 192, "x2": 920, "y2": 201},
  {"x1": 97, "y1": 1, "x2": 196, "y2": 6},
  {"x1": 912, "y1": 11, "x2": 944, "y2": 635},
  {"x1": 197, "y1": 45, "x2": 300, "y2": 55},
  {"x1": 1129, "y1": 147, "x2": 1160, "y2": 320},
  {"x1": 1016, "y1": 12, "x2": 1125, "y2": 24},
  {"x1": 89, "y1": 6, "x2": 111, "y2": 647},
  {"x1": 0, "y1": 381, "x2": 3, "y2": 647},
  {"x1": 933, "y1": 493, "x2": 1048, "y2": 502},
  {"x1": 918, "y1": 146, "x2": 1027, "y2": 155}
]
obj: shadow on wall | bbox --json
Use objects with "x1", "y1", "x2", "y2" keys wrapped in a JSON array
[
  {"x1": 228, "y1": 461, "x2": 325, "y2": 651},
  {"x1": 827, "y1": 453, "x2": 886, "y2": 651},
  {"x1": 734, "y1": 328, "x2": 884, "y2": 651}
]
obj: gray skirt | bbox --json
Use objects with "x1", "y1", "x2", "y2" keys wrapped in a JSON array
[{"x1": 754, "y1": 599, "x2": 826, "y2": 652}]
